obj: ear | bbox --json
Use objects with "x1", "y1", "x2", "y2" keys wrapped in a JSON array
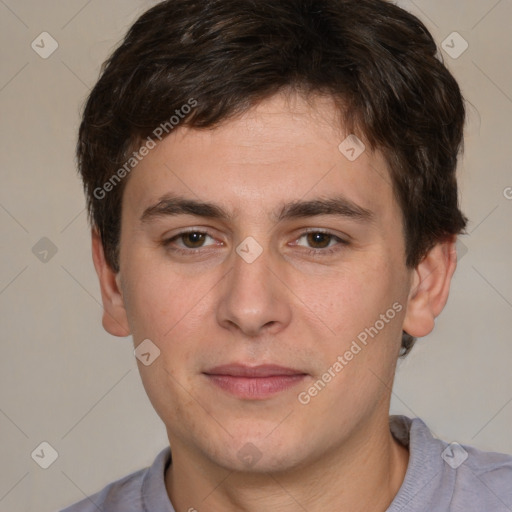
[
  {"x1": 91, "y1": 228, "x2": 131, "y2": 337},
  {"x1": 402, "y1": 236, "x2": 457, "y2": 338}
]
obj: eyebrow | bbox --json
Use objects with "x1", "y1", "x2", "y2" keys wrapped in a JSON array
[{"x1": 140, "y1": 194, "x2": 374, "y2": 224}]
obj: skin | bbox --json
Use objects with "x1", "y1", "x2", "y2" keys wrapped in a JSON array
[{"x1": 92, "y1": 91, "x2": 457, "y2": 512}]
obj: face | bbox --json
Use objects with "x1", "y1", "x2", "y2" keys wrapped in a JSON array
[{"x1": 108, "y1": 92, "x2": 419, "y2": 472}]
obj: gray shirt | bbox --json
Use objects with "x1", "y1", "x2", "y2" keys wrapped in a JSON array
[{"x1": 60, "y1": 415, "x2": 512, "y2": 511}]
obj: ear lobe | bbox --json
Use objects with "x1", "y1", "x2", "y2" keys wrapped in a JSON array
[
  {"x1": 91, "y1": 228, "x2": 131, "y2": 337},
  {"x1": 402, "y1": 237, "x2": 457, "y2": 338}
]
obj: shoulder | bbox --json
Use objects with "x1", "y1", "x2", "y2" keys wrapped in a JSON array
[
  {"x1": 454, "y1": 442, "x2": 512, "y2": 509},
  {"x1": 398, "y1": 416, "x2": 512, "y2": 510},
  {"x1": 59, "y1": 447, "x2": 172, "y2": 512},
  {"x1": 59, "y1": 467, "x2": 147, "y2": 512}
]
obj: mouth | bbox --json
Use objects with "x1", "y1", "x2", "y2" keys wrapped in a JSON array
[{"x1": 203, "y1": 364, "x2": 308, "y2": 400}]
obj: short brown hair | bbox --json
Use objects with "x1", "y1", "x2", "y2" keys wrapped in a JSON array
[{"x1": 77, "y1": 0, "x2": 467, "y2": 355}]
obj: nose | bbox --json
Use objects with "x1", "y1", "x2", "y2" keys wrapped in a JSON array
[{"x1": 216, "y1": 245, "x2": 292, "y2": 338}]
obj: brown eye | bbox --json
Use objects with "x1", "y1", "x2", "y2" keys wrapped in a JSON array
[
  {"x1": 180, "y1": 232, "x2": 207, "y2": 248},
  {"x1": 306, "y1": 232, "x2": 333, "y2": 249},
  {"x1": 293, "y1": 231, "x2": 348, "y2": 255},
  {"x1": 162, "y1": 230, "x2": 221, "y2": 254}
]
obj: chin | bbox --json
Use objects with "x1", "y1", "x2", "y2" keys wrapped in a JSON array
[{"x1": 206, "y1": 434, "x2": 309, "y2": 474}]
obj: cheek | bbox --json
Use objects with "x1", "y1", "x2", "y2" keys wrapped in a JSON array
[
  {"x1": 296, "y1": 262, "x2": 391, "y2": 331},
  {"x1": 121, "y1": 256, "x2": 206, "y2": 340},
  {"x1": 298, "y1": 257, "x2": 407, "y2": 379}
]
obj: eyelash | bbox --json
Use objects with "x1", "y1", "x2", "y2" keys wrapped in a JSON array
[{"x1": 162, "y1": 229, "x2": 349, "y2": 257}]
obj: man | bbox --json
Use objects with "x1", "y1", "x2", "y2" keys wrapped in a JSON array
[{"x1": 62, "y1": 0, "x2": 512, "y2": 510}]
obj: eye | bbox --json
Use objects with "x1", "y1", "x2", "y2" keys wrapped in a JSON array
[
  {"x1": 162, "y1": 229, "x2": 347, "y2": 257},
  {"x1": 293, "y1": 230, "x2": 348, "y2": 254},
  {"x1": 298, "y1": 232, "x2": 336, "y2": 249},
  {"x1": 164, "y1": 230, "x2": 218, "y2": 250}
]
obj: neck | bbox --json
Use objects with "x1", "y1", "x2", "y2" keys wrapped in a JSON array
[{"x1": 165, "y1": 415, "x2": 409, "y2": 512}]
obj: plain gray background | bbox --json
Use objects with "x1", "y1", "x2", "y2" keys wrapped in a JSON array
[{"x1": 0, "y1": 1, "x2": 511, "y2": 511}]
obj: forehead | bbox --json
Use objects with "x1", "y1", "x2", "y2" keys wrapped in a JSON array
[{"x1": 122, "y1": 92, "x2": 399, "y2": 226}]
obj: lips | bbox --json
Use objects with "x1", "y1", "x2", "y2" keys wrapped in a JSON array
[
  {"x1": 205, "y1": 364, "x2": 305, "y2": 378},
  {"x1": 203, "y1": 364, "x2": 308, "y2": 400}
]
